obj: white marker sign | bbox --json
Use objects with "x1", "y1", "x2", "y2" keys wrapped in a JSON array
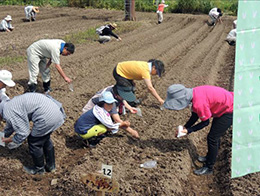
[{"x1": 101, "y1": 164, "x2": 112, "y2": 179}]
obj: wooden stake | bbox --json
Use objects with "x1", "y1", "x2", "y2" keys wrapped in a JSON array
[{"x1": 96, "y1": 191, "x2": 105, "y2": 196}]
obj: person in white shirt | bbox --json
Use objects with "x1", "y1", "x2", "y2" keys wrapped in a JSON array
[
  {"x1": 24, "y1": 6, "x2": 39, "y2": 22},
  {"x1": 226, "y1": 29, "x2": 236, "y2": 46},
  {"x1": 208, "y1": 8, "x2": 222, "y2": 26},
  {"x1": 0, "y1": 15, "x2": 14, "y2": 32},
  {"x1": 26, "y1": 39, "x2": 75, "y2": 93}
]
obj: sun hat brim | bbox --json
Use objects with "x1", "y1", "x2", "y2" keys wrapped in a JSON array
[{"x1": 116, "y1": 85, "x2": 136, "y2": 102}]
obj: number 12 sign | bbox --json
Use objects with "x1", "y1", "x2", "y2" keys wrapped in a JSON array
[{"x1": 102, "y1": 164, "x2": 113, "y2": 179}]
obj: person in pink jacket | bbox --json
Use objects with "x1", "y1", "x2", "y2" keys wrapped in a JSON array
[{"x1": 164, "y1": 84, "x2": 233, "y2": 176}]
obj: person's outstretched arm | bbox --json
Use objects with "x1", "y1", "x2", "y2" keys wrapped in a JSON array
[
  {"x1": 54, "y1": 63, "x2": 72, "y2": 83},
  {"x1": 112, "y1": 114, "x2": 139, "y2": 138},
  {"x1": 123, "y1": 100, "x2": 137, "y2": 114},
  {"x1": 143, "y1": 78, "x2": 164, "y2": 105}
]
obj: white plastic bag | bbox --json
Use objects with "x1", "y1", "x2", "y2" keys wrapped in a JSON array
[{"x1": 177, "y1": 125, "x2": 187, "y2": 138}]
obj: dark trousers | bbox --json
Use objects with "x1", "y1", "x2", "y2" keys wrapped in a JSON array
[
  {"x1": 206, "y1": 113, "x2": 233, "y2": 169},
  {"x1": 113, "y1": 66, "x2": 135, "y2": 87},
  {"x1": 0, "y1": 28, "x2": 13, "y2": 32},
  {"x1": 28, "y1": 133, "x2": 53, "y2": 158}
]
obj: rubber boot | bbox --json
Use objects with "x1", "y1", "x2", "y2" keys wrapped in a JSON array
[
  {"x1": 24, "y1": 155, "x2": 45, "y2": 175},
  {"x1": 43, "y1": 80, "x2": 52, "y2": 93},
  {"x1": 28, "y1": 83, "x2": 37, "y2": 92},
  {"x1": 44, "y1": 147, "x2": 56, "y2": 173}
]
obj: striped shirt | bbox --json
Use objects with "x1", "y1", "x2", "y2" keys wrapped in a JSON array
[{"x1": 0, "y1": 93, "x2": 66, "y2": 145}]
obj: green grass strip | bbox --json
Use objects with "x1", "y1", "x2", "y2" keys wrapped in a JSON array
[{"x1": 0, "y1": 56, "x2": 26, "y2": 66}]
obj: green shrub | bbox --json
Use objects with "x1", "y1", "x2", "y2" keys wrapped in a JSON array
[
  {"x1": 0, "y1": 0, "x2": 238, "y2": 15},
  {"x1": 174, "y1": 0, "x2": 198, "y2": 13},
  {"x1": 0, "y1": 0, "x2": 67, "y2": 6},
  {"x1": 196, "y1": 0, "x2": 213, "y2": 14}
]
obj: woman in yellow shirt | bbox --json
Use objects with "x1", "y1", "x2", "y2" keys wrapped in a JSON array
[{"x1": 113, "y1": 59, "x2": 165, "y2": 106}]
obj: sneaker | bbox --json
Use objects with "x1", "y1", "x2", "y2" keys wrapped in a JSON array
[{"x1": 194, "y1": 166, "x2": 213, "y2": 176}]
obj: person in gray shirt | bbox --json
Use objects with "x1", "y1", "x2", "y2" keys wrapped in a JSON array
[
  {"x1": 1, "y1": 93, "x2": 66, "y2": 175},
  {"x1": 26, "y1": 39, "x2": 75, "y2": 93}
]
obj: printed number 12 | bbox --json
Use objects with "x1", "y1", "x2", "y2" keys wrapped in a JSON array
[{"x1": 103, "y1": 168, "x2": 111, "y2": 176}]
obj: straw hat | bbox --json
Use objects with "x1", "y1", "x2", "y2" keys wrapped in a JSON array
[
  {"x1": 109, "y1": 23, "x2": 117, "y2": 29},
  {"x1": 4, "y1": 15, "x2": 12, "y2": 21},
  {"x1": 32, "y1": 6, "x2": 40, "y2": 13}
]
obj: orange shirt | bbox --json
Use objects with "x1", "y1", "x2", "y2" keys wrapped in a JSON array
[
  {"x1": 157, "y1": 4, "x2": 165, "y2": 12},
  {"x1": 116, "y1": 61, "x2": 151, "y2": 80}
]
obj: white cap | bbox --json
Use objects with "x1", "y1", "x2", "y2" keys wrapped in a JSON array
[
  {"x1": 4, "y1": 15, "x2": 12, "y2": 21},
  {"x1": 0, "y1": 70, "x2": 15, "y2": 87},
  {"x1": 161, "y1": 0, "x2": 165, "y2": 3}
]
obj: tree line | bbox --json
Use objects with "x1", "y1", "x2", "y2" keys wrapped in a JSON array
[{"x1": 0, "y1": 0, "x2": 237, "y2": 15}]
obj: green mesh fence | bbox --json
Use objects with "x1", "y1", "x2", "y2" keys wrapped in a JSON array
[{"x1": 232, "y1": 1, "x2": 260, "y2": 178}]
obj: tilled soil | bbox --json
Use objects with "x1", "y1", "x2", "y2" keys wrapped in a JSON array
[{"x1": 0, "y1": 5, "x2": 259, "y2": 196}]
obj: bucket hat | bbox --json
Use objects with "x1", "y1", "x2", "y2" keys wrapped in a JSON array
[
  {"x1": 4, "y1": 15, "x2": 12, "y2": 21},
  {"x1": 116, "y1": 85, "x2": 136, "y2": 102},
  {"x1": 164, "y1": 84, "x2": 193, "y2": 110},
  {"x1": 99, "y1": 91, "x2": 117, "y2": 104},
  {"x1": 0, "y1": 70, "x2": 15, "y2": 87}
]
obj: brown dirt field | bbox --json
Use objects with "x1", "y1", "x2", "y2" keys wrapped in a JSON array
[{"x1": 0, "y1": 5, "x2": 259, "y2": 196}]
